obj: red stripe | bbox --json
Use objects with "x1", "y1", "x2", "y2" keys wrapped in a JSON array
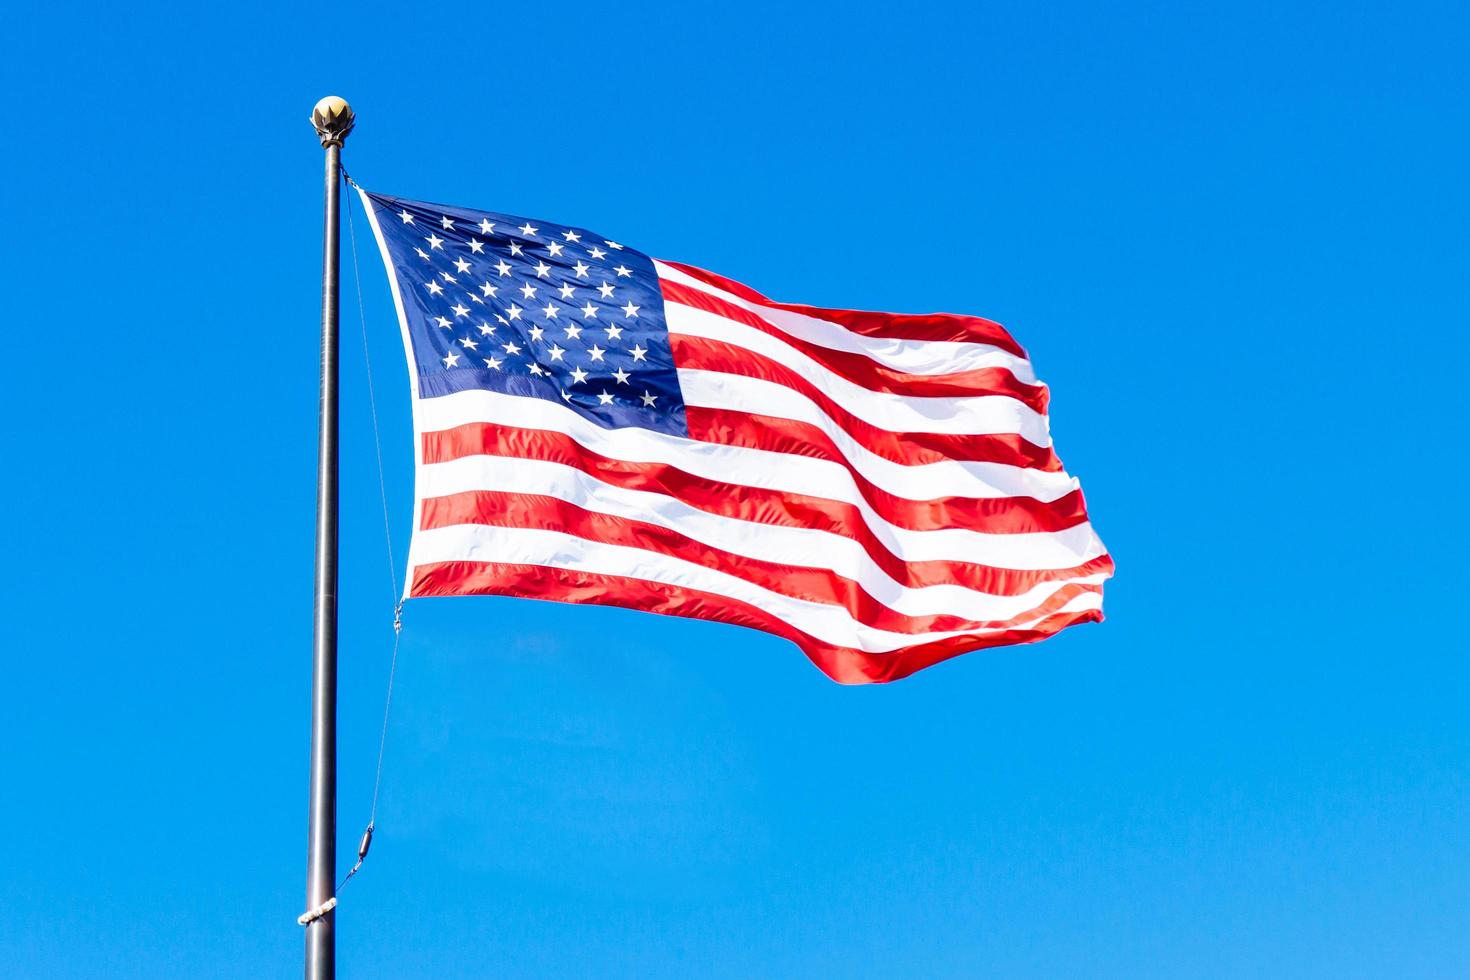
[
  {"x1": 674, "y1": 334, "x2": 1059, "y2": 471},
  {"x1": 659, "y1": 260, "x2": 1028, "y2": 358},
  {"x1": 423, "y1": 423, "x2": 1107, "y2": 595},
  {"x1": 661, "y1": 280, "x2": 1048, "y2": 409},
  {"x1": 420, "y1": 489, "x2": 1103, "y2": 634},
  {"x1": 410, "y1": 560, "x2": 1105, "y2": 684},
  {"x1": 688, "y1": 403, "x2": 1059, "y2": 473}
]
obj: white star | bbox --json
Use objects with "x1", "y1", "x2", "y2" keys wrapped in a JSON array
[
  {"x1": 426, "y1": 281, "x2": 444, "y2": 296},
  {"x1": 433, "y1": 316, "x2": 452, "y2": 329},
  {"x1": 640, "y1": 390, "x2": 657, "y2": 407},
  {"x1": 597, "y1": 390, "x2": 615, "y2": 405},
  {"x1": 398, "y1": 210, "x2": 415, "y2": 224},
  {"x1": 604, "y1": 324, "x2": 623, "y2": 341},
  {"x1": 563, "y1": 324, "x2": 583, "y2": 340},
  {"x1": 479, "y1": 218, "x2": 495, "y2": 234},
  {"x1": 529, "y1": 363, "x2": 547, "y2": 376},
  {"x1": 558, "y1": 282, "x2": 576, "y2": 300},
  {"x1": 508, "y1": 241, "x2": 523, "y2": 256},
  {"x1": 451, "y1": 303, "x2": 470, "y2": 318},
  {"x1": 469, "y1": 293, "x2": 483, "y2": 304},
  {"x1": 483, "y1": 356, "x2": 502, "y2": 370},
  {"x1": 563, "y1": 230, "x2": 581, "y2": 242},
  {"x1": 605, "y1": 240, "x2": 623, "y2": 250},
  {"x1": 570, "y1": 366, "x2": 589, "y2": 384},
  {"x1": 502, "y1": 341, "x2": 522, "y2": 355},
  {"x1": 588, "y1": 344, "x2": 606, "y2": 362},
  {"x1": 415, "y1": 247, "x2": 431, "y2": 261},
  {"x1": 546, "y1": 242, "x2": 564, "y2": 257},
  {"x1": 440, "y1": 215, "x2": 455, "y2": 229},
  {"x1": 622, "y1": 302, "x2": 640, "y2": 318},
  {"x1": 630, "y1": 344, "x2": 648, "y2": 362},
  {"x1": 519, "y1": 222, "x2": 538, "y2": 237},
  {"x1": 542, "y1": 302, "x2": 559, "y2": 320},
  {"x1": 581, "y1": 302, "x2": 598, "y2": 319},
  {"x1": 507, "y1": 304, "x2": 523, "y2": 321},
  {"x1": 561, "y1": 390, "x2": 573, "y2": 402},
  {"x1": 460, "y1": 336, "x2": 479, "y2": 350},
  {"x1": 469, "y1": 239, "x2": 485, "y2": 254},
  {"x1": 520, "y1": 282, "x2": 538, "y2": 300},
  {"x1": 589, "y1": 246, "x2": 607, "y2": 260},
  {"x1": 529, "y1": 325, "x2": 545, "y2": 342},
  {"x1": 535, "y1": 261, "x2": 552, "y2": 278},
  {"x1": 573, "y1": 261, "x2": 590, "y2": 278},
  {"x1": 442, "y1": 351, "x2": 460, "y2": 367},
  {"x1": 614, "y1": 265, "x2": 632, "y2": 278},
  {"x1": 612, "y1": 367, "x2": 631, "y2": 384},
  {"x1": 440, "y1": 272, "x2": 457, "y2": 284},
  {"x1": 426, "y1": 234, "x2": 444, "y2": 250},
  {"x1": 480, "y1": 282, "x2": 498, "y2": 297},
  {"x1": 548, "y1": 344, "x2": 566, "y2": 361},
  {"x1": 597, "y1": 281, "x2": 615, "y2": 299},
  {"x1": 477, "y1": 321, "x2": 496, "y2": 336},
  {"x1": 495, "y1": 259, "x2": 513, "y2": 277},
  {"x1": 453, "y1": 257, "x2": 471, "y2": 274}
]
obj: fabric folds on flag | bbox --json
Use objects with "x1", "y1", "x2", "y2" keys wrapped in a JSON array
[{"x1": 358, "y1": 187, "x2": 1112, "y2": 683}]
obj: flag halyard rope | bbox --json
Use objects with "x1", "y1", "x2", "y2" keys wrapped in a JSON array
[
  {"x1": 314, "y1": 177, "x2": 406, "y2": 904},
  {"x1": 344, "y1": 173, "x2": 400, "y2": 607}
]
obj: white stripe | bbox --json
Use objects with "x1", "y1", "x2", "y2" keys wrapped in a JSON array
[
  {"x1": 410, "y1": 522, "x2": 1105, "y2": 653},
  {"x1": 415, "y1": 387, "x2": 1082, "y2": 506},
  {"x1": 666, "y1": 303, "x2": 1051, "y2": 443},
  {"x1": 679, "y1": 367, "x2": 1052, "y2": 451},
  {"x1": 419, "y1": 454, "x2": 1110, "y2": 615},
  {"x1": 655, "y1": 260, "x2": 1039, "y2": 384}
]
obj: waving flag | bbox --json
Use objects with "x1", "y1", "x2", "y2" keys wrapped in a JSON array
[{"x1": 358, "y1": 188, "x2": 1112, "y2": 683}]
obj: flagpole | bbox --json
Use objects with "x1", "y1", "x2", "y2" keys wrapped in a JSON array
[{"x1": 305, "y1": 95, "x2": 354, "y2": 980}]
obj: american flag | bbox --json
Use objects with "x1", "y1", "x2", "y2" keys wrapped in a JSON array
[{"x1": 358, "y1": 188, "x2": 1112, "y2": 683}]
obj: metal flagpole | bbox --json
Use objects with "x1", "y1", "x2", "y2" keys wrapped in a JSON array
[{"x1": 304, "y1": 95, "x2": 354, "y2": 980}]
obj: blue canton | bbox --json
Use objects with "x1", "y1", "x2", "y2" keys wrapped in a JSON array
[{"x1": 365, "y1": 191, "x2": 687, "y2": 437}]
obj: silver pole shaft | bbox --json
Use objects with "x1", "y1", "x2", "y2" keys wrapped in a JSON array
[{"x1": 306, "y1": 96, "x2": 354, "y2": 980}]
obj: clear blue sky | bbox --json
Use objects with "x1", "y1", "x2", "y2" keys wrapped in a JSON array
[{"x1": 2, "y1": 1, "x2": 1466, "y2": 976}]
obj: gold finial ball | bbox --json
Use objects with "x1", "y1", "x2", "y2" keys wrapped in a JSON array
[{"x1": 311, "y1": 96, "x2": 355, "y2": 147}]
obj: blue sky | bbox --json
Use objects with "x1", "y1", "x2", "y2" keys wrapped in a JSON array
[{"x1": 2, "y1": 1, "x2": 1467, "y2": 976}]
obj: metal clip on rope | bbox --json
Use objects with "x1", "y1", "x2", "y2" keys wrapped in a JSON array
[
  {"x1": 338, "y1": 823, "x2": 375, "y2": 889},
  {"x1": 298, "y1": 821, "x2": 374, "y2": 925}
]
